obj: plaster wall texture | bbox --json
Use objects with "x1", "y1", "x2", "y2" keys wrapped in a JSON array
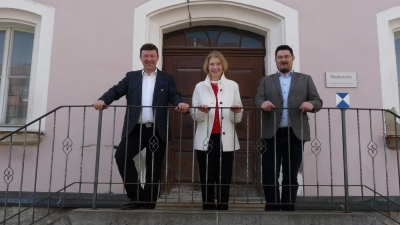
[{"x1": 1, "y1": 0, "x2": 400, "y2": 199}]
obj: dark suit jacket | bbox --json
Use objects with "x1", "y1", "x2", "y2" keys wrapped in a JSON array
[
  {"x1": 254, "y1": 72, "x2": 323, "y2": 141},
  {"x1": 99, "y1": 69, "x2": 183, "y2": 142}
]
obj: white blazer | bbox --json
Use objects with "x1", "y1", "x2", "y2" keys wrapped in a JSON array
[{"x1": 191, "y1": 74, "x2": 243, "y2": 151}]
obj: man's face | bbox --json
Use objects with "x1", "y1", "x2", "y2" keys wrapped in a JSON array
[
  {"x1": 275, "y1": 50, "x2": 295, "y2": 74},
  {"x1": 140, "y1": 50, "x2": 159, "y2": 72}
]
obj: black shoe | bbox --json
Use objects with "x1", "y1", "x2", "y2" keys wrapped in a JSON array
[
  {"x1": 216, "y1": 204, "x2": 228, "y2": 210},
  {"x1": 203, "y1": 204, "x2": 217, "y2": 210},
  {"x1": 281, "y1": 204, "x2": 295, "y2": 211},
  {"x1": 121, "y1": 202, "x2": 146, "y2": 210},
  {"x1": 264, "y1": 204, "x2": 281, "y2": 211},
  {"x1": 145, "y1": 203, "x2": 156, "y2": 209}
]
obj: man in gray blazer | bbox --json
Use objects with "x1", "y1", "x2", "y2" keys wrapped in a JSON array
[
  {"x1": 255, "y1": 45, "x2": 323, "y2": 211},
  {"x1": 93, "y1": 43, "x2": 189, "y2": 210}
]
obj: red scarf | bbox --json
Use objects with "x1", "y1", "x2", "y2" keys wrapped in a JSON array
[{"x1": 211, "y1": 83, "x2": 221, "y2": 134}]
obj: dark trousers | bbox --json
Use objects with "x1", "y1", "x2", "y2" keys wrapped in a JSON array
[
  {"x1": 262, "y1": 127, "x2": 304, "y2": 211},
  {"x1": 114, "y1": 124, "x2": 166, "y2": 209},
  {"x1": 196, "y1": 134, "x2": 234, "y2": 210}
]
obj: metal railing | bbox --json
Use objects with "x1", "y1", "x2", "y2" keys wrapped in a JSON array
[{"x1": 1, "y1": 106, "x2": 400, "y2": 224}]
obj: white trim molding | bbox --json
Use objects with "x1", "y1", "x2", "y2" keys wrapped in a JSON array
[
  {"x1": 0, "y1": 0, "x2": 55, "y2": 131},
  {"x1": 133, "y1": 0, "x2": 299, "y2": 75},
  {"x1": 377, "y1": 6, "x2": 400, "y2": 112}
]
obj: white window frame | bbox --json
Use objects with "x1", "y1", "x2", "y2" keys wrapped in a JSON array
[
  {"x1": 377, "y1": 7, "x2": 400, "y2": 113},
  {"x1": 395, "y1": 32, "x2": 400, "y2": 109},
  {"x1": 0, "y1": 26, "x2": 34, "y2": 126},
  {"x1": 0, "y1": 1, "x2": 54, "y2": 132}
]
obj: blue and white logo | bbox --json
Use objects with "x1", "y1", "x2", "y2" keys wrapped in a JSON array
[{"x1": 336, "y1": 93, "x2": 350, "y2": 108}]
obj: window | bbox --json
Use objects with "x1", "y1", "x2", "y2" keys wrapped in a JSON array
[
  {"x1": 0, "y1": 26, "x2": 34, "y2": 125},
  {"x1": 163, "y1": 26, "x2": 265, "y2": 48},
  {"x1": 0, "y1": 2, "x2": 54, "y2": 132},
  {"x1": 377, "y1": 8, "x2": 400, "y2": 112},
  {"x1": 396, "y1": 31, "x2": 400, "y2": 107}
]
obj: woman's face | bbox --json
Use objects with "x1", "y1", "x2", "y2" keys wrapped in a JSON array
[{"x1": 208, "y1": 57, "x2": 223, "y2": 80}]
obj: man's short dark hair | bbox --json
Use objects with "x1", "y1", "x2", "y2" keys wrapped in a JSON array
[
  {"x1": 140, "y1": 43, "x2": 159, "y2": 56},
  {"x1": 275, "y1": 45, "x2": 294, "y2": 57}
]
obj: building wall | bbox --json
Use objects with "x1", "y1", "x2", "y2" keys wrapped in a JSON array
[
  {"x1": 33, "y1": 0, "x2": 400, "y2": 110},
  {"x1": 279, "y1": 0, "x2": 398, "y2": 109},
  {"x1": 1, "y1": 0, "x2": 400, "y2": 198}
]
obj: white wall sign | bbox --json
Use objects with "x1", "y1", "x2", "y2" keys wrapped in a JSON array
[{"x1": 326, "y1": 72, "x2": 357, "y2": 87}]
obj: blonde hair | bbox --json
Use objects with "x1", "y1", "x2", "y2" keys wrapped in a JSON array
[{"x1": 203, "y1": 51, "x2": 228, "y2": 75}]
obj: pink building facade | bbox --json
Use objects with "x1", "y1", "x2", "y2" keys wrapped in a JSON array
[{"x1": 1, "y1": 0, "x2": 400, "y2": 203}]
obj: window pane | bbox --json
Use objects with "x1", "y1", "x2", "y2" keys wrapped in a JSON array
[
  {"x1": 10, "y1": 31, "x2": 34, "y2": 77},
  {"x1": 163, "y1": 26, "x2": 266, "y2": 49},
  {"x1": 5, "y1": 78, "x2": 29, "y2": 125},
  {"x1": 204, "y1": 27, "x2": 221, "y2": 47},
  {"x1": 396, "y1": 37, "x2": 400, "y2": 104},
  {"x1": 163, "y1": 30, "x2": 186, "y2": 47},
  {"x1": 0, "y1": 31, "x2": 5, "y2": 77},
  {"x1": 217, "y1": 29, "x2": 242, "y2": 47},
  {"x1": 5, "y1": 31, "x2": 33, "y2": 125},
  {"x1": 241, "y1": 31, "x2": 265, "y2": 48},
  {"x1": 185, "y1": 28, "x2": 209, "y2": 47}
]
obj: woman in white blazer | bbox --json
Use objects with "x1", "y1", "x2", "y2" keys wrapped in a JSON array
[{"x1": 191, "y1": 51, "x2": 242, "y2": 210}]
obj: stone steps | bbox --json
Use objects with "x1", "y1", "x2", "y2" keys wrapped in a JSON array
[{"x1": 50, "y1": 209, "x2": 398, "y2": 225}]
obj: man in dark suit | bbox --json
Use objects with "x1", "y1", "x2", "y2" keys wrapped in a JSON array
[
  {"x1": 255, "y1": 45, "x2": 323, "y2": 211},
  {"x1": 93, "y1": 43, "x2": 189, "y2": 210}
]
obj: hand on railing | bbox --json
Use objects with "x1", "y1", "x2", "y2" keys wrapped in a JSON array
[
  {"x1": 197, "y1": 104, "x2": 210, "y2": 113},
  {"x1": 261, "y1": 100, "x2": 275, "y2": 111},
  {"x1": 93, "y1": 100, "x2": 108, "y2": 110},
  {"x1": 175, "y1": 102, "x2": 189, "y2": 113},
  {"x1": 230, "y1": 104, "x2": 242, "y2": 113},
  {"x1": 299, "y1": 102, "x2": 314, "y2": 112}
]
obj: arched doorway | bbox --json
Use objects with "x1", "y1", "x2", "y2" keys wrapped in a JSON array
[
  {"x1": 132, "y1": 0, "x2": 300, "y2": 74},
  {"x1": 163, "y1": 26, "x2": 265, "y2": 195}
]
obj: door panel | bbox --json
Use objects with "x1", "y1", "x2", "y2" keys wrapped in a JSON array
[{"x1": 163, "y1": 50, "x2": 265, "y2": 194}]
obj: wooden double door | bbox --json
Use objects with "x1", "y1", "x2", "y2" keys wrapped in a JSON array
[{"x1": 163, "y1": 48, "x2": 265, "y2": 194}]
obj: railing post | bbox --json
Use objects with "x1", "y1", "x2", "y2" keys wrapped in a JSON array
[
  {"x1": 92, "y1": 110, "x2": 103, "y2": 209},
  {"x1": 341, "y1": 109, "x2": 350, "y2": 213}
]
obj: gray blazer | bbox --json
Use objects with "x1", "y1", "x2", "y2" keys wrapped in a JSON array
[{"x1": 254, "y1": 72, "x2": 323, "y2": 141}]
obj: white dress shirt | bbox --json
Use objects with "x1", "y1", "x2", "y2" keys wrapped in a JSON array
[
  {"x1": 278, "y1": 70, "x2": 293, "y2": 128},
  {"x1": 138, "y1": 69, "x2": 157, "y2": 124}
]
